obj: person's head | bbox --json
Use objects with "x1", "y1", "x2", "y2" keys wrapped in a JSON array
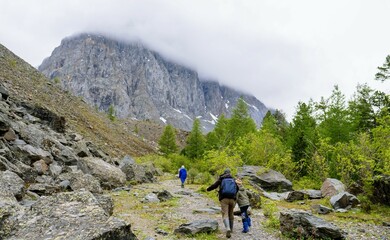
[
  {"x1": 181, "y1": 165, "x2": 185, "y2": 169},
  {"x1": 223, "y1": 168, "x2": 231, "y2": 174},
  {"x1": 235, "y1": 178, "x2": 243, "y2": 187}
]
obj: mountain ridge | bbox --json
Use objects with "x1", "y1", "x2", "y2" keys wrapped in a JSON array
[{"x1": 39, "y1": 33, "x2": 269, "y2": 132}]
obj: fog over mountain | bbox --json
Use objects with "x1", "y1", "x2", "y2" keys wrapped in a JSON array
[{"x1": 1, "y1": 1, "x2": 389, "y2": 120}]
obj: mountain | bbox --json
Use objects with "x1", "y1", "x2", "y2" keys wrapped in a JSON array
[
  {"x1": 0, "y1": 43, "x2": 156, "y2": 157},
  {"x1": 39, "y1": 34, "x2": 269, "y2": 132}
]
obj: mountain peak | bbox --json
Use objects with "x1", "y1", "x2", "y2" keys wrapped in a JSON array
[{"x1": 39, "y1": 33, "x2": 268, "y2": 132}]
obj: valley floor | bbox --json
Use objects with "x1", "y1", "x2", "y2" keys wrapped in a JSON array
[{"x1": 111, "y1": 175, "x2": 390, "y2": 240}]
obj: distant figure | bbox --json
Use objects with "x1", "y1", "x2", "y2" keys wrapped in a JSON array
[
  {"x1": 235, "y1": 178, "x2": 252, "y2": 233},
  {"x1": 178, "y1": 165, "x2": 187, "y2": 188},
  {"x1": 206, "y1": 168, "x2": 238, "y2": 238}
]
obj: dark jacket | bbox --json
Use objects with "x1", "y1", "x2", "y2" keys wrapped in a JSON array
[
  {"x1": 236, "y1": 185, "x2": 252, "y2": 207},
  {"x1": 206, "y1": 173, "x2": 238, "y2": 201}
]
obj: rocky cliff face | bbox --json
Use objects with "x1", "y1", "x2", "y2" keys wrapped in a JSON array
[{"x1": 39, "y1": 34, "x2": 268, "y2": 132}]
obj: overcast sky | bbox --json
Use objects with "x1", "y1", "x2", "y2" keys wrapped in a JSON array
[{"x1": 1, "y1": 0, "x2": 389, "y2": 120}]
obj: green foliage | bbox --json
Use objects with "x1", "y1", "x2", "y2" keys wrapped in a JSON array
[
  {"x1": 183, "y1": 119, "x2": 206, "y2": 159},
  {"x1": 53, "y1": 76, "x2": 61, "y2": 84},
  {"x1": 158, "y1": 125, "x2": 178, "y2": 156},
  {"x1": 187, "y1": 168, "x2": 199, "y2": 184},
  {"x1": 136, "y1": 154, "x2": 171, "y2": 172},
  {"x1": 371, "y1": 112, "x2": 390, "y2": 175},
  {"x1": 287, "y1": 101, "x2": 318, "y2": 176},
  {"x1": 107, "y1": 104, "x2": 116, "y2": 121},
  {"x1": 227, "y1": 97, "x2": 257, "y2": 143},
  {"x1": 203, "y1": 149, "x2": 242, "y2": 176},
  {"x1": 234, "y1": 131, "x2": 296, "y2": 180},
  {"x1": 316, "y1": 85, "x2": 352, "y2": 144},
  {"x1": 262, "y1": 198, "x2": 280, "y2": 229},
  {"x1": 205, "y1": 114, "x2": 229, "y2": 150},
  {"x1": 348, "y1": 84, "x2": 376, "y2": 133},
  {"x1": 375, "y1": 54, "x2": 390, "y2": 82},
  {"x1": 194, "y1": 171, "x2": 213, "y2": 185}
]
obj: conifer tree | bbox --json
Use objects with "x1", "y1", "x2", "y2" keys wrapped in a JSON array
[
  {"x1": 228, "y1": 97, "x2": 257, "y2": 143},
  {"x1": 158, "y1": 124, "x2": 178, "y2": 156},
  {"x1": 184, "y1": 119, "x2": 206, "y2": 159},
  {"x1": 206, "y1": 114, "x2": 229, "y2": 150}
]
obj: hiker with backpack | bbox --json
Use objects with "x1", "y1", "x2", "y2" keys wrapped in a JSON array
[
  {"x1": 235, "y1": 178, "x2": 252, "y2": 233},
  {"x1": 178, "y1": 165, "x2": 187, "y2": 188},
  {"x1": 206, "y1": 168, "x2": 238, "y2": 238}
]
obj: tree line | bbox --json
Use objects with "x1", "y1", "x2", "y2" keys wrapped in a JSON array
[{"x1": 153, "y1": 56, "x2": 389, "y2": 198}]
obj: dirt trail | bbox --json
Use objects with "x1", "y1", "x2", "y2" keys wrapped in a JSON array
[{"x1": 118, "y1": 178, "x2": 280, "y2": 240}]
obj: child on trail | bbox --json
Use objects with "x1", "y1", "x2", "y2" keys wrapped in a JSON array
[
  {"x1": 235, "y1": 178, "x2": 252, "y2": 233},
  {"x1": 178, "y1": 165, "x2": 187, "y2": 188}
]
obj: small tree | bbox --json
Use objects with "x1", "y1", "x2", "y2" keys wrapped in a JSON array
[
  {"x1": 375, "y1": 55, "x2": 390, "y2": 82},
  {"x1": 184, "y1": 119, "x2": 206, "y2": 159},
  {"x1": 158, "y1": 125, "x2": 178, "y2": 156},
  {"x1": 227, "y1": 97, "x2": 257, "y2": 143},
  {"x1": 108, "y1": 104, "x2": 116, "y2": 121}
]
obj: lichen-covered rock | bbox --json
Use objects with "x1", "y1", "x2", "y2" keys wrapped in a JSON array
[
  {"x1": 280, "y1": 210, "x2": 345, "y2": 239},
  {"x1": 5, "y1": 191, "x2": 137, "y2": 240},
  {"x1": 58, "y1": 171, "x2": 103, "y2": 194},
  {"x1": 78, "y1": 157, "x2": 126, "y2": 189},
  {"x1": 0, "y1": 170, "x2": 25, "y2": 200}
]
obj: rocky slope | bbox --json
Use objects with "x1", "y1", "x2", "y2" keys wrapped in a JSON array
[{"x1": 39, "y1": 33, "x2": 269, "y2": 132}]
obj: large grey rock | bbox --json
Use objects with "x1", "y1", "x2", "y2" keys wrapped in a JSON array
[
  {"x1": 39, "y1": 33, "x2": 269, "y2": 132},
  {"x1": 280, "y1": 210, "x2": 345, "y2": 239},
  {"x1": 58, "y1": 171, "x2": 103, "y2": 194},
  {"x1": 321, "y1": 178, "x2": 345, "y2": 198},
  {"x1": 120, "y1": 159, "x2": 157, "y2": 183},
  {"x1": 174, "y1": 219, "x2": 218, "y2": 235},
  {"x1": 4, "y1": 191, "x2": 137, "y2": 240},
  {"x1": 330, "y1": 192, "x2": 360, "y2": 210},
  {"x1": 0, "y1": 170, "x2": 25, "y2": 200},
  {"x1": 239, "y1": 165, "x2": 293, "y2": 192},
  {"x1": 78, "y1": 157, "x2": 126, "y2": 189},
  {"x1": 157, "y1": 190, "x2": 173, "y2": 202}
]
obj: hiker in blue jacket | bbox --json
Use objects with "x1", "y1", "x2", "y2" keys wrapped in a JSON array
[
  {"x1": 206, "y1": 168, "x2": 238, "y2": 238},
  {"x1": 178, "y1": 165, "x2": 187, "y2": 188}
]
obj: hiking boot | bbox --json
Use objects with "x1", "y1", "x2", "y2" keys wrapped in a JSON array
[{"x1": 226, "y1": 230, "x2": 231, "y2": 238}]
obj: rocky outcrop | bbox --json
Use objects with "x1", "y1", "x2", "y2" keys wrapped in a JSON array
[
  {"x1": 78, "y1": 157, "x2": 126, "y2": 189},
  {"x1": 321, "y1": 178, "x2": 346, "y2": 198},
  {"x1": 239, "y1": 165, "x2": 293, "y2": 192},
  {"x1": 119, "y1": 156, "x2": 158, "y2": 183},
  {"x1": 0, "y1": 80, "x2": 145, "y2": 238},
  {"x1": 330, "y1": 192, "x2": 360, "y2": 210},
  {"x1": 39, "y1": 33, "x2": 269, "y2": 132},
  {"x1": 4, "y1": 191, "x2": 137, "y2": 240},
  {"x1": 279, "y1": 210, "x2": 345, "y2": 239}
]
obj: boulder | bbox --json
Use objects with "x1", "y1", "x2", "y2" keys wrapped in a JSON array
[
  {"x1": 301, "y1": 189, "x2": 322, "y2": 199},
  {"x1": 285, "y1": 191, "x2": 306, "y2": 202},
  {"x1": 119, "y1": 157, "x2": 157, "y2": 183},
  {"x1": 157, "y1": 190, "x2": 173, "y2": 202},
  {"x1": 143, "y1": 193, "x2": 160, "y2": 203},
  {"x1": 279, "y1": 210, "x2": 345, "y2": 239},
  {"x1": 330, "y1": 192, "x2": 360, "y2": 210},
  {"x1": 311, "y1": 204, "x2": 333, "y2": 214},
  {"x1": 239, "y1": 165, "x2": 292, "y2": 192},
  {"x1": 95, "y1": 194, "x2": 114, "y2": 216},
  {"x1": 174, "y1": 219, "x2": 218, "y2": 235},
  {"x1": 58, "y1": 171, "x2": 103, "y2": 194},
  {"x1": 78, "y1": 157, "x2": 126, "y2": 189},
  {"x1": 4, "y1": 191, "x2": 137, "y2": 239},
  {"x1": 321, "y1": 178, "x2": 345, "y2": 198},
  {"x1": 372, "y1": 174, "x2": 390, "y2": 206},
  {"x1": 0, "y1": 170, "x2": 25, "y2": 200}
]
